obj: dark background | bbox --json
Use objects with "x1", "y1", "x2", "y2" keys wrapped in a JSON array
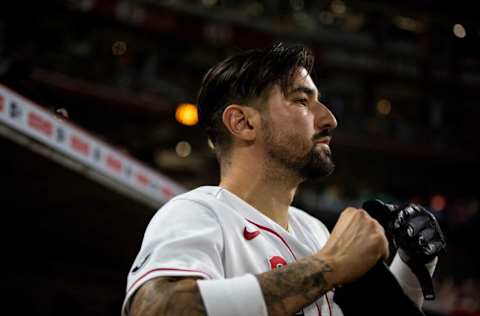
[{"x1": 0, "y1": 0, "x2": 479, "y2": 315}]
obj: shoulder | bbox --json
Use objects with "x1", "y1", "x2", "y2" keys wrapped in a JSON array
[
  {"x1": 141, "y1": 186, "x2": 229, "y2": 245},
  {"x1": 157, "y1": 186, "x2": 224, "y2": 215},
  {"x1": 169, "y1": 186, "x2": 225, "y2": 209},
  {"x1": 158, "y1": 186, "x2": 226, "y2": 216},
  {"x1": 145, "y1": 186, "x2": 225, "y2": 235}
]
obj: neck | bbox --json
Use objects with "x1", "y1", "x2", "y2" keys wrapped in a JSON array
[{"x1": 219, "y1": 153, "x2": 301, "y2": 230}]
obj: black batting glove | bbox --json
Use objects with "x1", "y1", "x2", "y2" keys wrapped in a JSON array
[
  {"x1": 390, "y1": 203, "x2": 446, "y2": 265},
  {"x1": 362, "y1": 199, "x2": 447, "y2": 300}
]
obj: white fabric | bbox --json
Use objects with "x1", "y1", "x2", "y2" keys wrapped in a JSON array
[
  {"x1": 197, "y1": 274, "x2": 267, "y2": 316},
  {"x1": 122, "y1": 185, "x2": 434, "y2": 316},
  {"x1": 122, "y1": 186, "x2": 341, "y2": 316},
  {"x1": 390, "y1": 254, "x2": 438, "y2": 307}
]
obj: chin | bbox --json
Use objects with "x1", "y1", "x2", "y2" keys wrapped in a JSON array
[{"x1": 300, "y1": 155, "x2": 335, "y2": 180}]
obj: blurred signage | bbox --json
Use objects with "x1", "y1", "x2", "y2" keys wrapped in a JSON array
[{"x1": 0, "y1": 84, "x2": 185, "y2": 204}]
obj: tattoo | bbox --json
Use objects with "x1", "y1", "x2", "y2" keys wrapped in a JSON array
[
  {"x1": 257, "y1": 256, "x2": 333, "y2": 316},
  {"x1": 130, "y1": 257, "x2": 332, "y2": 316},
  {"x1": 130, "y1": 277, "x2": 206, "y2": 316}
]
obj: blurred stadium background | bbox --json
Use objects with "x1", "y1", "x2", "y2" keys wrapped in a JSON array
[{"x1": 0, "y1": 0, "x2": 479, "y2": 315}]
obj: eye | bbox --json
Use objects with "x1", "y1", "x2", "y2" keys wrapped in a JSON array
[{"x1": 295, "y1": 98, "x2": 309, "y2": 106}]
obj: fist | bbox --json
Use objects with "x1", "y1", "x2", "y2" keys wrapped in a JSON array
[{"x1": 319, "y1": 207, "x2": 389, "y2": 287}]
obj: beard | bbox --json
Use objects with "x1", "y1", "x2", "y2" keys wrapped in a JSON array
[{"x1": 262, "y1": 116, "x2": 335, "y2": 180}]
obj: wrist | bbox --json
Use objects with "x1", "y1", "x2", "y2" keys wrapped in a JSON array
[{"x1": 315, "y1": 250, "x2": 338, "y2": 290}]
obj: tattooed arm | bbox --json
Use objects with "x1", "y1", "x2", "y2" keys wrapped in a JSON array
[
  {"x1": 129, "y1": 256, "x2": 332, "y2": 316},
  {"x1": 130, "y1": 277, "x2": 206, "y2": 316},
  {"x1": 129, "y1": 208, "x2": 389, "y2": 316},
  {"x1": 258, "y1": 207, "x2": 389, "y2": 315},
  {"x1": 257, "y1": 255, "x2": 333, "y2": 315}
]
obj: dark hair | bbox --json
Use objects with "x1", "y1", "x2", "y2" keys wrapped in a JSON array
[{"x1": 197, "y1": 43, "x2": 314, "y2": 157}]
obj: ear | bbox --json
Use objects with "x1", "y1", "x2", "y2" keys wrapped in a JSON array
[{"x1": 222, "y1": 104, "x2": 260, "y2": 142}]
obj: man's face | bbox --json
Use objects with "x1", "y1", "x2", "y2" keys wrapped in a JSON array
[{"x1": 260, "y1": 68, "x2": 337, "y2": 180}]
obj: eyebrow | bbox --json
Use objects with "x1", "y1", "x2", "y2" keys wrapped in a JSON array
[{"x1": 288, "y1": 86, "x2": 320, "y2": 99}]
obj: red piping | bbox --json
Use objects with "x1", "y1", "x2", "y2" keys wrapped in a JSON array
[
  {"x1": 315, "y1": 302, "x2": 322, "y2": 316},
  {"x1": 246, "y1": 219, "x2": 297, "y2": 260},
  {"x1": 326, "y1": 294, "x2": 332, "y2": 316},
  {"x1": 246, "y1": 218, "x2": 330, "y2": 316},
  {"x1": 128, "y1": 267, "x2": 211, "y2": 293}
]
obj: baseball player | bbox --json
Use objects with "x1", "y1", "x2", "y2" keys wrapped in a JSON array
[{"x1": 122, "y1": 44, "x2": 440, "y2": 316}]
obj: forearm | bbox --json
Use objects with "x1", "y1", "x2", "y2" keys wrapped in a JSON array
[
  {"x1": 130, "y1": 254, "x2": 334, "y2": 316},
  {"x1": 256, "y1": 254, "x2": 334, "y2": 316}
]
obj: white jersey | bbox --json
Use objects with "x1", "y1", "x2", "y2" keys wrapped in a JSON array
[{"x1": 122, "y1": 186, "x2": 343, "y2": 316}]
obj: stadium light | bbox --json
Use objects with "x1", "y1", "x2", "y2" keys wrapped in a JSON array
[{"x1": 175, "y1": 103, "x2": 199, "y2": 126}]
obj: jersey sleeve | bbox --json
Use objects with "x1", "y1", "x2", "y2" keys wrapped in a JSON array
[{"x1": 122, "y1": 198, "x2": 224, "y2": 315}]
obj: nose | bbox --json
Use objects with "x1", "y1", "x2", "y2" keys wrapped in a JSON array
[{"x1": 314, "y1": 101, "x2": 337, "y2": 131}]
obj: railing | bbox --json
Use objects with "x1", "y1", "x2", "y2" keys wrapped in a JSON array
[{"x1": 0, "y1": 83, "x2": 185, "y2": 207}]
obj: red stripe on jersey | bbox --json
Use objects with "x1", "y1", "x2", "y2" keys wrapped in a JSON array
[
  {"x1": 246, "y1": 218, "x2": 327, "y2": 315},
  {"x1": 246, "y1": 219, "x2": 297, "y2": 260},
  {"x1": 128, "y1": 267, "x2": 211, "y2": 293},
  {"x1": 325, "y1": 294, "x2": 332, "y2": 316},
  {"x1": 315, "y1": 302, "x2": 322, "y2": 316}
]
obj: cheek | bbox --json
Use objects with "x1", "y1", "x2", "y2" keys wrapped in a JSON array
[
  {"x1": 292, "y1": 115, "x2": 315, "y2": 141},
  {"x1": 268, "y1": 111, "x2": 315, "y2": 147},
  {"x1": 284, "y1": 127, "x2": 313, "y2": 152},
  {"x1": 278, "y1": 108, "x2": 309, "y2": 125},
  {"x1": 293, "y1": 111, "x2": 315, "y2": 131}
]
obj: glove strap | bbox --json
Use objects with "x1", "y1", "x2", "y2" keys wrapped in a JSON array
[{"x1": 398, "y1": 249, "x2": 435, "y2": 300}]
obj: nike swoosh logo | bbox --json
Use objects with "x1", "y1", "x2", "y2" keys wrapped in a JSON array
[{"x1": 243, "y1": 227, "x2": 260, "y2": 240}]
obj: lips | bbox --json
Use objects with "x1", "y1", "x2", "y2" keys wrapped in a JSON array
[{"x1": 314, "y1": 136, "x2": 331, "y2": 145}]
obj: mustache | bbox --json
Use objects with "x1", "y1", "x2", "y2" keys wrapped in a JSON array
[{"x1": 312, "y1": 129, "x2": 333, "y2": 141}]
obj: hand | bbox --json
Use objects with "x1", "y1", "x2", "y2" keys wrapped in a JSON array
[
  {"x1": 391, "y1": 203, "x2": 446, "y2": 264},
  {"x1": 362, "y1": 199, "x2": 447, "y2": 300},
  {"x1": 318, "y1": 207, "x2": 389, "y2": 287},
  {"x1": 362, "y1": 200, "x2": 446, "y2": 264}
]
